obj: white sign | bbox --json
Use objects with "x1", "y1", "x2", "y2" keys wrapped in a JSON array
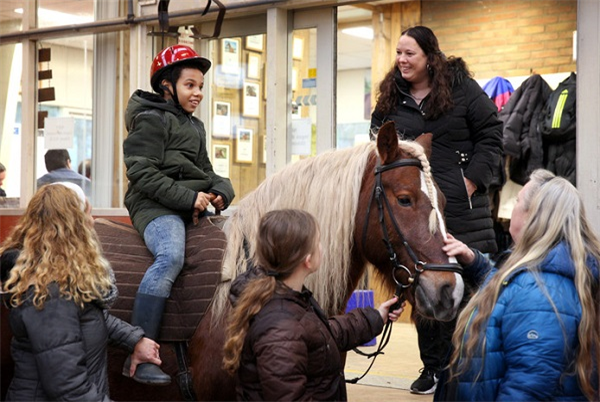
[
  {"x1": 45, "y1": 117, "x2": 75, "y2": 149},
  {"x1": 291, "y1": 118, "x2": 312, "y2": 155}
]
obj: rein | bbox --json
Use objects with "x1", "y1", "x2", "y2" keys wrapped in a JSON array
[{"x1": 349, "y1": 157, "x2": 462, "y2": 383}]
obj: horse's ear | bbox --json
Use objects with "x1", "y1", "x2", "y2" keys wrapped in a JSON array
[
  {"x1": 376, "y1": 121, "x2": 401, "y2": 164},
  {"x1": 416, "y1": 133, "x2": 433, "y2": 160}
]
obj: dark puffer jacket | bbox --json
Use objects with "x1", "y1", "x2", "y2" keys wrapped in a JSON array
[
  {"x1": 230, "y1": 269, "x2": 384, "y2": 401},
  {"x1": 5, "y1": 284, "x2": 144, "y2": 402},
  {"x1": 499, "y1": 74, "x2": 552, "y2": 185},
  {"x1": 371, "y1": 69, "x2": 503, "y2": 253},
  {"x1": 123, "y1": 90, "x2": 235, "y2": 236}
]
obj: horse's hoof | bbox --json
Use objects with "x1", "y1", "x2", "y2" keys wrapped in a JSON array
[{"x1": 131, "y1": 363, "x2": 172, "y2": 386}]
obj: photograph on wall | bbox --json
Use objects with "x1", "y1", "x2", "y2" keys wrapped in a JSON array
[
  {"x1": 243, "y1": 81, "x2": 260, "y2": 117},
  {"x1": 247, "y1": 52, "x2": 261, "y2": 80},
  {"x1": 221, "y1": 38, "x2": 241, "y2": 75},
  {"x1": 212, "y1": 144, "x2": 230, "y2": 178},
  {"x1": 236, "y1": 127, "x2": 254, "y2": 163},
  {"x1": 245, "y1": 34, "x2": 264, "y2": 52},
  {"x1": 213, "y1": 101, "x2": 231, "y2": 138}
]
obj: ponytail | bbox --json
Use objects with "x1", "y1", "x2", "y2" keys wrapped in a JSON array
[{"x1": 222, "y1": 275, "x2": 277, "y2": 374}]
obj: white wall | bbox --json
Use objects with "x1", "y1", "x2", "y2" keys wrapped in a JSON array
[{"x1": 336, "y1": 68, "x2": 370, "y2": 124}]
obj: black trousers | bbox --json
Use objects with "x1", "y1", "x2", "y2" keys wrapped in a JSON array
[{"x1": 416, "y1": 317, "x2": 457, "y2": 371}]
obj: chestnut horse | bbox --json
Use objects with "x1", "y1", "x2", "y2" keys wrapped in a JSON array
[
  {"x1": 0, "y1": 122, "x2": 464, "y2": 401},
  {"x1": 106, "y1": 121, "x2": 464, "y2": 401}
]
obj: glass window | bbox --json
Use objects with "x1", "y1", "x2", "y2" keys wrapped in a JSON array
[
  {"x1": 291, "y1": 28, "x2": 317, "y2": 161},
  {"x1": 1, "y1": 0, "x2": 23, "y2": 32},
  {"x1": 0, "y1": 42, "x2": 23, "y2": 206},
  {"x1": 37, "y1": 0, "x2": 94, "y2": 28},
  {"x1": 336, "y1": 5, "x2": 373, "y2": 149},
  {"x1": 207, "y1": 34, "x2": 267, "y2": 202},
  {"x1": 35, "y1": 36, "x2": 94, "y2": 200}
]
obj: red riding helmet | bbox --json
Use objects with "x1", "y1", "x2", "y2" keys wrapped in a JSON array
[{"x1": 150, "y1": 44, "x2": 211, "y2": 93}]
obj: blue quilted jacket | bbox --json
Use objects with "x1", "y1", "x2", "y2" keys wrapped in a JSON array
[{"x1": 453, "y1": 242, "x2": 598, "y2": 401}]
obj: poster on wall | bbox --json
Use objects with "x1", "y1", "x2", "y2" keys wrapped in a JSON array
[
  {"x1": 243, "y1": 82, "x2": 260, "y2": 117},
  {"x1": 236, "y1": 128, "x2": 253, "y2": 163},
  {"x1": 212, "y1": 144, "x2": 230, "y2": 178},
  {"x1": 245, "y1": 34, "x2": 264, "y2": 52},
  {"x1": 221, "y1": 38, "x2": 241, "y2": 75},
  {"x1": 291, "y1": 118, "x2": 312, "y2": 155},
  {"x1": 44, "y1": 117, "x2": 75, "y2": 149},
  {"x1": 247, "y1": 53, "x2": 261, "y2": 80},
  {"x1": 213, "y1": 101, "x2": 231, "y2": 138}
]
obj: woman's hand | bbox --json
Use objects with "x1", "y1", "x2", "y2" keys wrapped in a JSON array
[
  {"x1": 464, "y1": 177, "x2": 477, "y2": 197},
  {"x1": 210, "y1": 194, "x2": 225, "y2": 211},
  {"x1": 377, "y1": 296, "x2": 406, "y2": 324},
  {"x1": 129, "y1": 337, "x2": 163, "y2": 377},
  {"x1": 443, "y1": 234, "x2": 475, "y2": 265}
]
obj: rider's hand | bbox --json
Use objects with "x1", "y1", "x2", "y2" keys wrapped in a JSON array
[
  {"x1": 194, "y1": 192, "x2": 212, "y2": 212},
  {"x1": 210, "y1": 194, "x2": 225, "y2": 211},
  {"x1": 377, "y1": 296, "x2": 406, "y2": 324}
]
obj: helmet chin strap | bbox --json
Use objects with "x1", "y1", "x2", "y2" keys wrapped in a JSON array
[{"x1": 160, "y1": 70, "x2": 180, "y2": 105}]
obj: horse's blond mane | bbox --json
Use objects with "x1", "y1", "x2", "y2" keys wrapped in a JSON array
[{"x1": 211, "y1": 138, "x2": 434, "y2": 320}]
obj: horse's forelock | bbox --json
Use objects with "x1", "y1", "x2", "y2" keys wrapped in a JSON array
[{"x1": 212, "y1": 142, "x2": 376, "y2": 320}]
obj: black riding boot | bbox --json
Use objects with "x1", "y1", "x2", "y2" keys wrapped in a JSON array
[{"x1": 122, "y1": 293, "x2": 171, "y2": 385}]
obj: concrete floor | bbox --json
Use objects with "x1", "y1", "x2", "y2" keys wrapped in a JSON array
[{"x1": 345, "y1": 322, "x2": 434, "y2": 402}]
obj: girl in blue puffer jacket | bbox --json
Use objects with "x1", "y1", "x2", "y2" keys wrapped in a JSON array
[{"x1": 437, "y1": 169, "x2": 599, "y2": 401}]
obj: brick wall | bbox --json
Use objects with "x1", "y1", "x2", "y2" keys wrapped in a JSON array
[{"x1": 422, "y1": 0, "x2": 577, "y2": 80}]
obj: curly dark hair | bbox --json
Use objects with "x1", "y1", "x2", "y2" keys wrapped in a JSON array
[{"x1": 375, "y1": 26, "x2": 471, "y2": 120}]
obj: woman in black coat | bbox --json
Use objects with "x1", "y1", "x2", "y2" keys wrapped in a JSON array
[{"x1": 370, "y1": 26, "x2": 503, "y2": 395}]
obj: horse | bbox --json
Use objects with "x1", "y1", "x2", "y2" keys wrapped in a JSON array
[
  {"x1": 103, "y1": 121, "x2": 465, "y2": 401},
  {"x1": 0, "y1": 121, "x2": 464, "y2": 401}
]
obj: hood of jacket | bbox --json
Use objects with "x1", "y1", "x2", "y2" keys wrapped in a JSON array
[
  {"x1": 506, "y1": 241, "x2": 600, "y2": 284},
  {"x1": 124, "y1": 89, "x2": 181, "y2": 131}
]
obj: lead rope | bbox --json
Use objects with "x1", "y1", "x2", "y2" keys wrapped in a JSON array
[{"x1": 346, "y1": 288, "x2": 404, "y2": 384}]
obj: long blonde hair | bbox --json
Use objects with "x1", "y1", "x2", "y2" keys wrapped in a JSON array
[
  {"x1": 1, "y1": 185, "x2": 113, "y2": 309},
  {"x1": 449, "y1": 170, "x2": 600, "y2": 399},
  {"x1": 222, "y1": 209, "x2": 319, "y2": 374}
]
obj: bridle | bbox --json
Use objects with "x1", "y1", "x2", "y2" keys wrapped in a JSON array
[
  {"x1": 361, "y1": 157, "x2": 463, "y2": 304},
  {"x1": 349, "y1": 155, "x2": 463, "y2": 384}
]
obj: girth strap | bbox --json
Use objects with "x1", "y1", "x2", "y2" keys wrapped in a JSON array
[{"x1": 174, "y1": 342, "x2": 198, "y2": 401}]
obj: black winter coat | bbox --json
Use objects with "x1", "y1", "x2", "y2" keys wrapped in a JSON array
[
  {"x1": 499, "y1": 74, "x2": 552, "y2": 185},
  {"x1": 371, "y1": 69, "x2": 503, "y2": 253},
  {"x1": 230, "y1": 269, "x2": 384, "y2": 401},
  {"x1": 5, "y1": 284, "x2": 144, "y2": 402}
]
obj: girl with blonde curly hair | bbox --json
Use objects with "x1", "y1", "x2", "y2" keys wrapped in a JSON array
[{"x1": 1, "y1": 183, "x2": 162, "y2": 401}]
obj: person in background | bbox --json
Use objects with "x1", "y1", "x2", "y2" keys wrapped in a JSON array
[
  {"x1": 1, "y1": 182, "x2": 162, "y2": 401},
  {"x1": 122, "y1": 44, "x2": 235, "y2": 385},
  {"x1": 78, "y1": 158, "x2": 92, "y2": 180},
  {"x1": 370, "y1": 25, "x2": 504, "y2": 394},
  {"x1": 435, "y1": 169, "x2": 600, "y2": 401},
  {"x1": 37, "y1": 149, "x2": 91, "y2": 197},
  {"x1": 222, "y1": 209, "x2": 405, "y2": 401},
  {"x1": 0, "y1": 162, "x2": 6, "y2": 197}
]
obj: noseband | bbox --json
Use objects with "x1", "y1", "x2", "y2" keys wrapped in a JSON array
[{"x1": 362, "y1": 157, "x2": 463, "y2": 303}]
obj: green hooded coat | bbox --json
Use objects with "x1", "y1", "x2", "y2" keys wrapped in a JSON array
[{"x1": 123, "y1": 89, "x2": 235, "y2": 235}]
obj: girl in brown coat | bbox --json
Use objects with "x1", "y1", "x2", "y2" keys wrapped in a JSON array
[{"x1": 223, "y1": 209, "x2": 404, "y2": 401}]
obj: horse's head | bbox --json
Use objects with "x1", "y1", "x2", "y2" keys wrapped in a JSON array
[{"x1": 356, "y1": 121, "x2": 464, "y2": 322}]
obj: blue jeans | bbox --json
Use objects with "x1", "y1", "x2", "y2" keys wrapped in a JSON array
[{"x1": 139, "y1": 215, "x2": 186, "y2": 297}]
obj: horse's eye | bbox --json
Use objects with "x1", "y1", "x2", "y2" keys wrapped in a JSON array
[{"x1": 397, "y1": 196, "x2": 412, "y2": 207}]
